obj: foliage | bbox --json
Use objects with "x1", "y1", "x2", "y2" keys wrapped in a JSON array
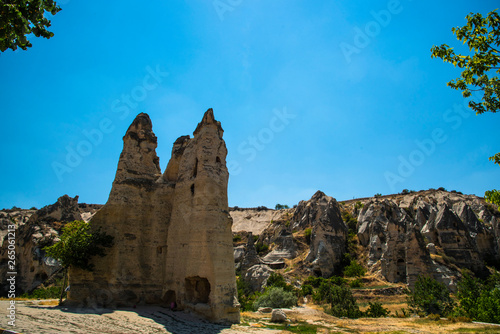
[
  {"x1": 406, "y1": 275, "x2": 454, "y2": 316},
  {"x1": 236, "y1": 276, "x2": 261, "y2": 311},
  {"x1": 349, "y1": 278, "x2": 363, "y2": 288},
  {"x1": 264, "y1": 322, "x2": 320, "y2": 334},
  {"x1": 324, "y1": 284, "x2": 362, "y2": 318},
  {"x1": 374, "y1": 193, "x2": 382, "y2": 198},
  {"x1": 20, "y1": 286, "x2": 62, "y2": 299},
  {"x1": 275, "y1": 204, "x2": 289, "y2": 210},
  {"x1": 401, "y1": 189, "x2": 410, "y2": 194},
  {"x1": 354, "y1": 201, "x2": 364, "y2": 210},
  {"x1": 304, "y1": 228, "x2": 312, "y2": 244},
  {"x1": 485, "y1": 189, "x2": 500, "y2": 207},
  {"x1": 266, "y1": 272, "x2": 295, "y2": 293},
  {"x1": 455, "y1": 270, "x2": 500, "y2": 324},
  {"x1": 301, "y1": 283, "x2": 314, "y2": 296},
  {"x1": 431, "y1": 10, "x2": 500, "y2": 165},
  {"x1": 343, "y1": 260, "x2": 366, "y2": 277},
  {"x1": 253, "y1": 287, "x2": 297, "y2": 310},
  {"x1": 255, "y1": 242, "x2": 269, "y2": 255},
  {"x1": 0, "y1": 0, "x2": 62, "y2": 52},
  {"x1": 44, "y1": 220, "x2": 113, "y2": 271},
  {"x1": 232, "y1": 234, "x2": 242, "y2": 242},
  {"x1": 431, "y1": 10, "x2": 500, "y2": 115},
  {"x1": 365, "y1": 301, "x2": 390, "y2": 317},
  {"x1": 341, "y1": 211, "x2": 358, "y2": 234}
]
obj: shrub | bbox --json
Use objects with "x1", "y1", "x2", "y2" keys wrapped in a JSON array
[
  {"x1": 255, "y1": 242, "x2": 269, "y2": 255},
  {"x1": 275, "y1": 204, "x2": 290, "y2": 210},
  {"x1": 374, "y1": 193, "x2": 382, "y2": 198},
  {"x1": 365, "y1": 301, "x2": 390, "y2": 318},
  {"x1": 406, "y1": 275, "x2": 454, "y2": 316},
  {"x1": 20, "y1": 286, "x2": 62, "y2": 299},
  {"x1": 236, "y1": 276, "x2": 261, "y2": 311},
  {"x1": 301, "y1": 284, "x2": 314, "y2": 296},
  {"x1": 266, "y1": 272, "x2": 295, "y2": 292},
  {"x1": 304, "y1": 228, "x2": 312, "y2": 244},
  {"x1": 253, "y1": 287, "x2": 297, "y2": 310},
  {"x1": 232, "y1": 234, "x2": 242, "y2": 242},
  {"x1": 324, "y1": 285, "x2": 362, "y2": 318},
  {"x1": 349, "y1": 278, "x2": 362, "y2": 288},
  {"x1": 354, "y1": 201, "x2": 363, "y2": 210},
  {"x1": 343, "y1": 260, "x2": 366, "y2": 277}
]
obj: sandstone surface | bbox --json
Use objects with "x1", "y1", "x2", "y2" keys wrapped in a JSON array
[{"x1": 68, "y1": 110, "x2": 240, "y2": 324}]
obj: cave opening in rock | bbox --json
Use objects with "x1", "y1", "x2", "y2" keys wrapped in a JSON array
[{"x1": 185, "y1": 276, "x2": 211, "y2": 304}]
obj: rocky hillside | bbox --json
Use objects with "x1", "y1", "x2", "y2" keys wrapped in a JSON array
[
  {"x1": 0, "y1": 196, "x2": 102, "y2": 295},
  {"x1": 1, "y1": 188, "x2": 498, "y2": 296},
  {"x1": 232, "y1": 189, "x2": 500, "y2": 292}
]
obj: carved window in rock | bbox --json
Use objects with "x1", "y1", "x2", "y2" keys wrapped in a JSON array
[
  {"x1": 193, "y1": 158, "x2": 198, "y2": 178},
  {"x1": 191, "y1": 184, "x2": 195, "y2": 196},
  {"x1": 396, "y1": 259, "x2": 406, "y2": 282},
  {"x1": 216, "y1": 156, "x2": 221, "y2": 164},
  {"x1": 185, "y1": 276, "x2": 211, "y2": 304}
]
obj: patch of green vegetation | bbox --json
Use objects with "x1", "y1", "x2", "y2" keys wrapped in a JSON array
[
  {"x1": 20, "y1": 286, "x2": 63, "y2": 299},
  {"x1": 265, "y1": 321, "x2": 321, "y2": 333},
  {"x1": 453, "y1": 327, "x2": 500, "y2": 333},
  {"x1": 304, "y1": 228, "x2": 312, "y2": 244},
  {"x1": 253, "y1": 287, "x2": 297, "y2": 310},
  {"x1": 343, "y1": 260, "x2": 366, "y2": 277},
  {"x1": 232, "y1": 234, "x2": 242, "y2": 242}
]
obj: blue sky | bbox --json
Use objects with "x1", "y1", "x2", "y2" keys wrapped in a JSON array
[{"x1": 1, "y1": 0, "x2": 499, "y2": 209}]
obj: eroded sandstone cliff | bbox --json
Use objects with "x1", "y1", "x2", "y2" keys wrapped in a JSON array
[{"x1": 68, "y1": 110, "x2": 240, "y2": 324}]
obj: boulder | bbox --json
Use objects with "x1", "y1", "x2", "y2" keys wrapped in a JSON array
[{"x1": 271, "y1": 309, "x2": 287, "y2": 323}]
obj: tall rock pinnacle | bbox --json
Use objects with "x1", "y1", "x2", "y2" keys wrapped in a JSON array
[{"x1": 68, "y1": 109, "x2": 240, "y2": 324}]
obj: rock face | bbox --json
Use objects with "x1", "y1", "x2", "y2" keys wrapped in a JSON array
[
  {"x1": 293, "y1": 191, "x2": 348, "y2": 277},
  {"x1": 0, "y1": 195, "x2": 99, "y2": 295},
  {"x1": 357, "y1": 190, "x2": 500, "y2": 287},
  {"x1": 68, "y1": 110, "x2": 240, "y2": 324}
]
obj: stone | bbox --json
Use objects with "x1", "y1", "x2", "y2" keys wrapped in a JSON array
[
  {"x1": 243, "y1": 264, "x2": 273, "y2": 292},
  {"x1": 258, "y1": 307, "x2": 273, "y2": 313},
  {"x1": 296, "y1": 191, "x2": 348, "y2": 277},
  {"x1": 67, "y1": 110, "x2": 240, "y2": 324},
  {"x1": 271, "y1": 309, "x2": 287, "y2": 323}
]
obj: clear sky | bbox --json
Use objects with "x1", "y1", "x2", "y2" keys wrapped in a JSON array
[{"x1": 1, "y1": 0, "x2": 499, "y2": 210}]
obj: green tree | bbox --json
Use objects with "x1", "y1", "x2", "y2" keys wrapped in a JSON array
[
  {"x1": 275, "y1": 204, "x2": 289, "y2": 210},
  {"x1": 406, "y1": 275, "x2": 454, "y2": 316},
  {"x1": 431, "y1": 10, "x2": 500, "y2": 115},
  {"x1": 252, "y1": 287, "x2": 297, "y2": 310},
  {"x1": 456, "y1": 270, "x2": 482, "y2": 319},
  {"x1": 44, "y1": 220, "x2": 113, "y2": 303},
  {"x1": 325, "y1": 284, "x2": 362, "y2": 318},
  {"x1": 485, "y1": 189, "x2": 500, "y2": 207},
  {"x1": 343, "y1": 259, "x2": 366, "y2": 277},
  {"x1": 0, "y1": 0, "x2": 61, "y2": 52}
]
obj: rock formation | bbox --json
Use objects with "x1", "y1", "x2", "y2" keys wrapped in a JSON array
[
  {"x1": 68, "y1": 110, "x2": 240, "y2": 324},
  {"x1": 292, "y1": 191, "x2": 348, "y2": 277},
  {"x1": 357, "y1": 190, "x2": 500, "y2": 287},
  {"x1": 0, "y1": 195, "x2": 99, "y2": 295}
]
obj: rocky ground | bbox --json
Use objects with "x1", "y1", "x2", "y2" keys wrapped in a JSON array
[{"x1": 1, "y1": 300, "x2": 499, "y2": 334}]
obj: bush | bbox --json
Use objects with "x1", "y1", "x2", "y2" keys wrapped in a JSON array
[
  {"x1": 304, "y1": 228, "x2": 312, "y2": 244},
  {"x1": 253, "y1": 287, "x2": 297, "y2": 310},
  {"x1": 365, "y1": 301, "x2": 390, "y2": 318},
  {"x1": 236, "y1": 276, "x2": 261, "y2": 311},
  {"x1": 343, "y1": 260, "x2": 366, "y2": 277},
  {"x1": 266, "y1": 272, "x2": 295, "y2": 292},
  {"x1": 255, "y1": 242, "x2": 269, "y2": 255},
  {"x1": 324, "y1": 285, "x2": 362, "y2": 318},
  {"x1": 406, "y1": 275, "x2": 454, "y2": 316},
  {"x1": 232, "y1": 234, "x2": 242, "y2": 242},
  {"x1": 349, "y1": 278, "x2": 362, "y2": 288},
  {"x1": 20, "y1": 286, "x2": 62, "y2": 299},
  {"x1": 301, "y1": 284, "x2": 314, "y2": 296}
]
